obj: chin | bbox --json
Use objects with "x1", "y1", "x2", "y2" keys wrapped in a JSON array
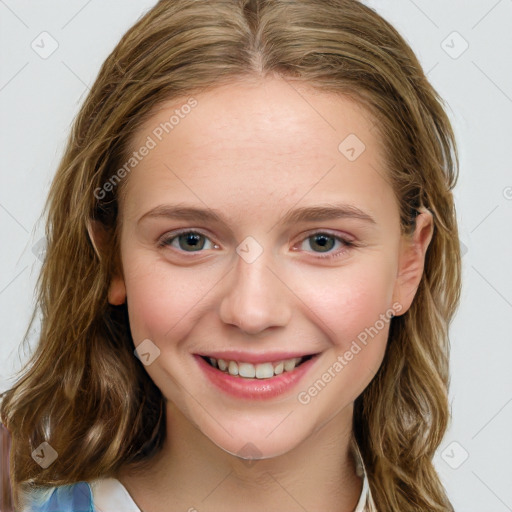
[
  {"x1": 189, "y1": 405, "x2": 322, "y2": 463},
  {"x1": 208, "y1": 425, "x2": 307, "y2": 462}
]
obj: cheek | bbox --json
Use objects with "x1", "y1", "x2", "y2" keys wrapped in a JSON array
[
  {"x1": 298, "y1": 270, "x2": 395, "y2": 405},
  {"x1": 296, "y1": 259, "x2": 396, "y2": 349},
  {"x1": 335, "y1": 267, "x2": 395, "y2": 391},
  {"x1": 122, "y1": 255, "x2": 215, "y2": 343},
  {"x1": 293, "y1": 263, "x2": 396, "y2": 414}
]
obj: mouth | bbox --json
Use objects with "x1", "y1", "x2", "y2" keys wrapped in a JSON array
[
  {"x1": 200, "y1": 354, "x2": 316, "y2": 380},
  {"x1": 195, "y1": 352, "x2": 320, "y2": 400}
]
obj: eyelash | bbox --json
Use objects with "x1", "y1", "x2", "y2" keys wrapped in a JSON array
[{"x1": 157, "y1": 229, "x2": 356, "y2": 260}]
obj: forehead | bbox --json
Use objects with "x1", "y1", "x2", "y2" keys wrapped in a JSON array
[{"x1": 120, "y1": 77, "x2": 396, "y2": 227}]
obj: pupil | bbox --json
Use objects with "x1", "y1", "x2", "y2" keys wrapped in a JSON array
[
  {"x1": 312, "y1": 234, "x2": 333, "y2": 252},
  {"x1": 180, "y1": 232, "x2": 204, "y2": 251}
]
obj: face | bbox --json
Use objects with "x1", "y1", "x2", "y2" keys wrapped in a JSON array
[{"x1": 105, "y1": 76, "x2": 432, "y2": 460}]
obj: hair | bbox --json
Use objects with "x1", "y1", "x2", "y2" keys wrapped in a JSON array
[{"x1": 0, "y1": 0, "x2": 461, "y2": 510}]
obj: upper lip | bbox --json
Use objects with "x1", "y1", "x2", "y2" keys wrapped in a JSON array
[{"x1": 195, "y1": 351, "x2": 319, "y2": 365}]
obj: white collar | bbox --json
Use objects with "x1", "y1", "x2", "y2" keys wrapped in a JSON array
[{"x1": 350, "y1": 437, "x2": 375, "y2": 512}]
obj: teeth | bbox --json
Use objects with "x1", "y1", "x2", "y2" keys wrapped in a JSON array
[
  {"x1": 228, "y1": 360, "x2": 239, "y2": 376},
  {"x1": 239, "y1": 362, "x2": 256, "y2": 378},
  {"x1": 274, "y1": 361, "x2": 284, "y2": 375},
  {"x1": 205, "y1": 356, "x2": 305, "y2": 379},
  {"x1": 284, "y1": 358, "x2": 299, "y2": 372},
  {"x1": 255, "y1": 362, "x2": 274, "y2": 379}
]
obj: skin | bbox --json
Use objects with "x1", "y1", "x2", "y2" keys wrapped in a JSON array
[{"x1": 91, "y1": 76, "x2": 433, "y2": 511}]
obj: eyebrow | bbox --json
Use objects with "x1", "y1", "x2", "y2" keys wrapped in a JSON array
[{"x1": 138, "y1": 203, "x2": 377, "y2": 226}]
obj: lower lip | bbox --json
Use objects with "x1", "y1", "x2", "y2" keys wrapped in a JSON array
[{"x1": 194, "y1": 355, "x2": 319, "y2": 400}]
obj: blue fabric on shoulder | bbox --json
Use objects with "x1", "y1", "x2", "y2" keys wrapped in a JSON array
[{"x1": 29, "y1": 482, "x2": 94, "y2": 512}]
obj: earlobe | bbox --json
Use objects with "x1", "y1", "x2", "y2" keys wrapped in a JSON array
[
  {"x1": 108, "y1": 276, "x2": 127, "y2": 305},
  {"x1": 392, "y1": 207, "x2": 434, "y2": 315}
]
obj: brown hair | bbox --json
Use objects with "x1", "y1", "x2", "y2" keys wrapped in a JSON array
[{"x1": 1, "y1": 1, "x2": 461, "y2": 510}]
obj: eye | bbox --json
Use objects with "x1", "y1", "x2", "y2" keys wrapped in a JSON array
[
  {"x1": 158, "y1": 230, "x2": 218, "y2": 252},
  {"x1": 294, "y1": 231, "x2": 355, "y2": 260},
  {"x1": 158, "y1": 229, "x2": 356, "y2": 260}
]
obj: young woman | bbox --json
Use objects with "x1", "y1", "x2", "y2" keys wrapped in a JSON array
[{"x1": 0, "y1": 1, "x2": 461, "y2": 510}]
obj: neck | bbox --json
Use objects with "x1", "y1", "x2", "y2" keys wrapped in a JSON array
[{"x1": 117, "y1": 401, "x2": 363, "y2": 512}]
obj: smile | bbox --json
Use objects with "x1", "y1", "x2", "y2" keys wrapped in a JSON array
[
  {"x1": 195, "y1": 352, "x2": 320, "y2": 400},
  {"x1": 202, "y1": 355, "x2": 314, "y2": 379}
]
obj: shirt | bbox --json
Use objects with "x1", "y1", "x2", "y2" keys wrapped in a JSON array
[{"x1": 21, "y1": 438, "x2": 375, "y2": 511}]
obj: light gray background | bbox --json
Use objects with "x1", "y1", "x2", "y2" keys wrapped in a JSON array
[{"x1": 1, "y1": 1, "x2": 511, "y2": 510}]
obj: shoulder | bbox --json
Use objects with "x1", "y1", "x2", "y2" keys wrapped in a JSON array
[{"x1": 19, "y1": 481, "x2": 94, "y2": 512}]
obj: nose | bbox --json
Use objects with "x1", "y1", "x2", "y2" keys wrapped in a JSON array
[{"x1": 218, "y1": 248, "x2": 292, "y2": 335}]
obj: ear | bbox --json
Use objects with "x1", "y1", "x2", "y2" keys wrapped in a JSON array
[
  {"x1": 87, "y1": 218, "x2": 127, "y2": 306},
  {"x1": 392, "y1": 207, "x2": 434, "y2": 316}
]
